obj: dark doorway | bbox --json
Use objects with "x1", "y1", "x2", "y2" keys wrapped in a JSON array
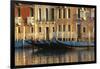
[
  {"x1": 46, "y1": 27, "x2": 49, "y2": 40},
  {"x1": 77, "y1": 24, "x2": 81, "y2": 41}
]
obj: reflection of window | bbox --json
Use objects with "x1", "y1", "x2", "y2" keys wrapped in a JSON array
[
  {"x1": 39, "y1": 27, "x2": 41, "y2": 32},
  {"x1": 68, "y1": 25, "x2": 70, "y2": 31},
  {"x1": 30, "y1": 8, "x2": 33, "y2": 16},
  {"x1": 18, "y1": 7, "x2": 20, "y2": 17},
  {"x1": 46, "y1": 8, "x2": 48, "y2": 21},
  {"x1": 83, "y1": 27, "x2": 86, "y2": 33},
  {"x1": 18, "y1": 27, "x2": 21, "y2": 33}
]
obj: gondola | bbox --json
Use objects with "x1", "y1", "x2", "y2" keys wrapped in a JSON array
[
  {"x1": 56, "y1": 40, "x2": 94, "y2": 47},
  {"x1": 26, "y1": 40, "x2": 70, "y2": 49},
  {"x1": 25, "y1": 40, "x2": 94, "y2": 49}
]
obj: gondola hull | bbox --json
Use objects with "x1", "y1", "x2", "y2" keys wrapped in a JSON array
[
  {"x1": 25, "y1": 40, "x2": 94, "y2": 49},
  {"x1": 15, "y1": 39, "x2": 94, "y2": 50}
]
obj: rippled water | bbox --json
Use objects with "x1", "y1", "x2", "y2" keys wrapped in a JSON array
[{"x1": 15, "y1": 47, "x2": 95, "y2": 66}]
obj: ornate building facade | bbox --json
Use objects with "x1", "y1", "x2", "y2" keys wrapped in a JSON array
[{"x1": 15, "y1": 3, "x2": 95, "y2": 42}]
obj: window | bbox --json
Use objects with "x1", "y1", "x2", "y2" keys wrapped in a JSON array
[
  {"x1": 72, "y1": 38, "x2": 74, "y2": 41},
  {"x1": 83, "y1": 27, "x2": 86, "y2": 33},
  {"x1": 59, "y1": 9, "x2": 61, "y2": 18},
  {"x1": 91, "y1": 9, "x2": 94, "y2": 19},
  {"x1": 59, "y1": 25, "x2": 61, "y2": 32},
  {"x1": 69, "y1": 38, "x2": 70, "y2": 41},
  {"x1": 63, "y1": 25, "x2": 66, "y2": 31},
  {"x1": 18, "y1": 7, "x2": 20, "y2": 17},
  {"x1": 51, "y1": 8, "x2": 54, "y2": 20},
  {"x1": 78, "y1": 8, "x2": 80, "y2": 18},
  {"x1": 63, "y1": 38, "x2": 65, "y2": 41},
  {"x1": 31, "y1": 27, "x2": 34, "y2": 33},
  {"x1": 46, "y1": 8, "x2": 48, "y2": 21},
  {"x1": 53, "y1": 27, "x2": 55, "y2": 32},
  {"x1": 68, "y1": 8, "x2": 70, "y2": 18},
  {"x1": 63, "y1": 9, "x2": 66, "y2": 18},
  {"x1": 39, "y1": 8, "x2": 41, "y2": 21},
  {"x1": 68, "y1": 25, "x2": 70, "y2": 31},
  {"x1": 30, "y1": 8, "x2": 33, "y2": 16},
  {"x1": 18, "y1": 27, "x2": 21, "y2": 33},
  {"x1": 93, "y1": 28, "x2": 94, "y2": 33},
  {"x1": 39, "y1": 27, "x2": 41, "y2": 32}
]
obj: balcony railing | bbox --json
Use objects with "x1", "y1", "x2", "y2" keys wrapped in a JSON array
[
  {"x1": 36, "y1": 20, "x2": 55, "y2": 24},
  {"x1": 15, "y1": 17, "x2": 22, "y2": 25},
  {"x1": 27, "y1": 17, "x2": 34, "y2": 25}
]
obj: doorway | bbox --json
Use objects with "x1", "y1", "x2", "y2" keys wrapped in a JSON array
[
  {"x1": 46, "y1": 27, "x2": 49, "y2": 40},
  {"x1": 77, "y1": 24, "x2": 81, "y2": 41}
]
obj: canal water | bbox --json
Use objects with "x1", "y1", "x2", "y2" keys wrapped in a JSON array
[{"x1": 15, "y1": 47, "x2": 95, "y2": 66}]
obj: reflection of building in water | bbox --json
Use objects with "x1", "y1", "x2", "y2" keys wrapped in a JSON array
[
  {"x1": 15, "y1": 49, "x2": 95, "y2": 65},
  {"x1": 15, "y1": 3, "x2": 95, "y2": 42}
]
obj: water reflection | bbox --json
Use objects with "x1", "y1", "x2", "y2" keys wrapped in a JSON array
[{"x1": 15, "y1": 47, "x2": 95, "y2": 66}]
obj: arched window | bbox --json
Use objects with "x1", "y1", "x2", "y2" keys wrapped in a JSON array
[
  {"x1": 18, "y1": 7, "x2": 20, "y2": 17},
  {"x1": 83, "y1": 27, "x2": 86, "y2": 33},
  {"x1": 30, "y1": 7, "x2": 34, "y2": 16}
]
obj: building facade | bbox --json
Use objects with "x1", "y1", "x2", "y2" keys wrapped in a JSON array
[{"x1": 15, "y1": 3, "x2": 95, "y2": 42}]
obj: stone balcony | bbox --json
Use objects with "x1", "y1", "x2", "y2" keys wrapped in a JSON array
[
  {"x1": 27, "y1": 17, "x2": 34, "y2": 25},
  {"x1": 15, "y1": 17, "x2": 22, "y2": 25}
]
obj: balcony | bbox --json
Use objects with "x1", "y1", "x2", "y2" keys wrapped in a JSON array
[
  {"x1": 27, "y1": 17, "x2": 34, "y2": 25},
  {"x1": 15, "y1": 17, "x2": 22, "y2": 25},
  {"x1": 36, "y1": 20, "x2": 55, "y2": 24}
]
